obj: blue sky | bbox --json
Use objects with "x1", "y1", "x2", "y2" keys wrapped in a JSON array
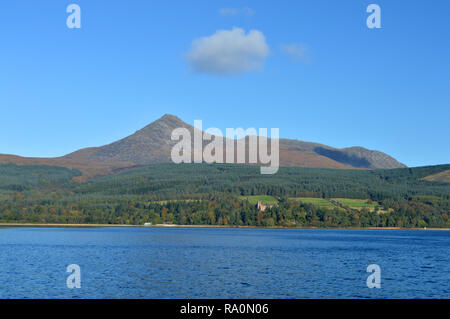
[{"x1": 0, "y1": 0, "x2": 449, "y2": 167}]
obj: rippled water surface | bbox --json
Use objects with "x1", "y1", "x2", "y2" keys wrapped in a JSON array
[{"x1": 0, "y1": 227, "x2": 449, "y2": 298}]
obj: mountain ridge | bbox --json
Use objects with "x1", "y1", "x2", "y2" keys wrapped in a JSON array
[{"x1": 0, "y1": 114, "x2": 406, "y2": 179}]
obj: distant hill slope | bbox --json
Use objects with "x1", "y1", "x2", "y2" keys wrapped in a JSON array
[
  {"x1": 423, "y1": 170, "x2": 450, "y2": 183},
  {"x1": 0, "y1": 154, "x2": 133, "y2": 181},
  {"x1": 0, "y1": 163, "x2": 81, "y2": 190},
  {"x1": 73, "y1": 163, "x2": 450, "y2": 200},
  {"x1": 0, "y1": 114, "x2": 406, "y2": 178}
]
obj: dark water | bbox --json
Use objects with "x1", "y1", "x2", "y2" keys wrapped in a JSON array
[{"x1": 0, "y1": 227, "x2": 449, "y2": 299}]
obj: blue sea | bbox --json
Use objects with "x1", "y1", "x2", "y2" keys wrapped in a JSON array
[{"x1": 0, "y1": 227, "x2": 449, "y2": 299}]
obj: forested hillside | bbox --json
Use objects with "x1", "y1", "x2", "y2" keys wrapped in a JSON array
[
  {"x1": 73, "y1": 163, "x2": 450, "y2": 200},
  {"x1": 0, "y1": 164, "x2": 81, "y2": 191},
  {"x1": 0, "y1": 163, "x2": 448, "y2": 228}
]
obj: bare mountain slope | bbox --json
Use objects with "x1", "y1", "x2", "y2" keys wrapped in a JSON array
[
  {"x1": 0, "y1": 114, "x2": 406, "y2": 179},
  {"x1": 63, "y1": 114, "x2": 405, "y2": 169},
  {"x1": 63, "y1": 114, "x2": 190, "y2": 165}
]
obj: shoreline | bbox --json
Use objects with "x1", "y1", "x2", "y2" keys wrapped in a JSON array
[{"x1": 0, "y1": 223, "x2": 449, "y2": 231}]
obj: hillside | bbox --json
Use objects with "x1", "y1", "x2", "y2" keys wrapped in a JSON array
[
  {"x1": 0, "y1": 163, "x2": 448, "y2": 228},
  {"x1": 423, "y1": 170, "x2": 450, "y2": 183},
  {"x1": 0, "y1": 154, "x2": 132, "y2": 181},
  {"x1": 72, "y1": 163, "x2": 450, "y2": 200},
  {"x1": 0, "y1": 114, "x2": 406, "y2": 179}
]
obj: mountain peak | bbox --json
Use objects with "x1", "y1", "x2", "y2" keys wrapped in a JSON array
[
  {"x1": 159, "y1": 114, "x2": 182, "y2": 122},
  {"x1": 142, "y1": 114, "x2": 190, "y2": 133},
  {"x1": 60, "y1": 113, "x2": 406, "y2": 170},
  {"x1": 146, "y1": 114, "x2": 189, "y2": 130}
]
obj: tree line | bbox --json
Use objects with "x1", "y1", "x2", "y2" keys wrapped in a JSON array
[{"x1": 0, "y1": 163, "x2": 449, "y2": 228}]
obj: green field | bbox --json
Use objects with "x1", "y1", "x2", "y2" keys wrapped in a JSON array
[
  {"x1": 240, "y1": 195, "x2": 279, "y2": 205},
  {"x1": 242, "y1": 196, "x2": 379, "y2": 211},
  {"x1": 289, "y1": 197, "x2": 336, "y2": 208},
  {"x1": 331, "y1": 198, "x2": 379, "y2": 209}
]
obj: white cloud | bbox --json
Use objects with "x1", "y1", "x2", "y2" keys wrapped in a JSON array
[
  {"x1": 281, "y1": 43, "x2": 308, "y2": 62},
  {"x1": 186, "y1": 27, "x2": 270, "y2": 76},
  {"x1": 219, "y1": 7, "x2": 255, "y2": 17}
]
